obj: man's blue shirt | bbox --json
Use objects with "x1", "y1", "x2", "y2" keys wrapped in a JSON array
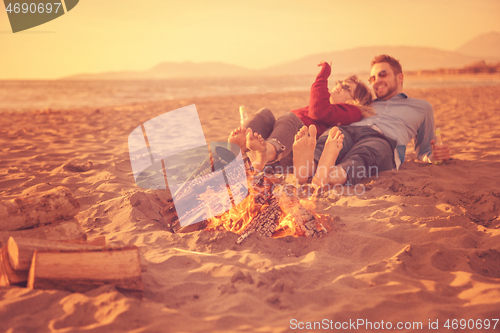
[{"x1": 350, "y1": 93, "x2": 435, "y2": 166}]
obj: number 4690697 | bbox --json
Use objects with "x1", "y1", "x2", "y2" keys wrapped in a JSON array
[
  {"x1": 443, "y1": 319, "x2": 498, "y2": 330},
  {"x1": 6, "y1": 2, "x2": 62, "y2": 14}
]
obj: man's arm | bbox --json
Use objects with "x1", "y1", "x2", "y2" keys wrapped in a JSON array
[{"x1": 414, "y1": 101, "x2": 450, "y2": 163}]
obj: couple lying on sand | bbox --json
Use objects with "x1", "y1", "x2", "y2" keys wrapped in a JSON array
[{"x1": 228, "y1": 54, "x2": 450, "y2": 187}]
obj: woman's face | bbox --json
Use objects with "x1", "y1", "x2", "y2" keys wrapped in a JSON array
[{"x1": 330, "y1": 80, "x2": 357, "y2": 104}]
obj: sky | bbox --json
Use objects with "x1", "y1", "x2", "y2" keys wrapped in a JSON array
[{"x1": 1, "y1": 0, "x2": 500, "y2": 79}]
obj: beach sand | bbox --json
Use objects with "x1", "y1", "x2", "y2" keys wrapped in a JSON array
[{"x1": 1, "y1": 86, "x2": 500, "y2": 332}]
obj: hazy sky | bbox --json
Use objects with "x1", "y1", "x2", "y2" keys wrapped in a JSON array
[{"x1": 1, "y1": 0, "x2": 499, "y2": 79}]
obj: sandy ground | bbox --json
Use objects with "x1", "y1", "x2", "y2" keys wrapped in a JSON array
[{"x1": 1, "y1": 86, "x2": 500, "y2": 332}]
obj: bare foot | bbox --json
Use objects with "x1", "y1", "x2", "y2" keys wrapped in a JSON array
[
  {"x1": 293, "y1": 125, "x2": 317, "y2": 184},
  {"x1": 228, "y1": 127, "x2": 249, "y2": 155},
  {"x1": 246, "y1": 129, "x2": 267, "y2": 171},
  {"x1": 313, "y1": 127, "x2": 347, "y2": 186}
]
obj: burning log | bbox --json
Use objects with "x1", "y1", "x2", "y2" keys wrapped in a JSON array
[
  {"x1": 210, "y1": 152, "x2": 327, "y2": 243},
  {"x1": 0, "y1": 186, "x2": 80, "y2": 231},
  {"x1": 236, "y1": 198, "x2": 282, "y2": 244},
  {"x1": 272, "y1": 185, "x2": 326, "y2": 238},
  {"x1": 27, "y1": 247, "x2": 143, "y2": 293},
  {"x1": 168, "y1": 147, "x2": 327, "y2": 243}
]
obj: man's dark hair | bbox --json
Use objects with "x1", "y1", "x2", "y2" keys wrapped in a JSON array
[{"x1": 371, "y1": 55, "x2": 403, "y2": 75}]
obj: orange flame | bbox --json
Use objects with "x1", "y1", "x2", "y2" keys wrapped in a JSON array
[{"x1": 204, "y1": 181, "x2": 322, "y2": 238}]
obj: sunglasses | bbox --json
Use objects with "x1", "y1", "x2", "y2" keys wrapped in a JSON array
[
  {"x1": 334, "y1": 80, "x2": 355, "y2": 99},
  {"x1": 368, "y1": 70, "x2": 388, "y2": 84},
  {"x1": 335, "y1": 80, "x2": 351, "y2": 91}
]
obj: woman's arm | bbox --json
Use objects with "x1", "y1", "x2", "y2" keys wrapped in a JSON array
[{"x1": 308, "y1": 62, "x2": 361, "y2": 126}]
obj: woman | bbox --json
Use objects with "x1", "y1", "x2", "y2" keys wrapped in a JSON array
[{"x1": 228, "y1": 62, "x2": 374, "y2": 181}]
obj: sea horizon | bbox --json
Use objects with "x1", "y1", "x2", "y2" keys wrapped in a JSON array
[{"x1": 1, "y1": 74, "x2": 499, "y2": 112}]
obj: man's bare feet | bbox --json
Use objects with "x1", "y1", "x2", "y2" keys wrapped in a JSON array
[
  {"x1": 292, "y1": 125, "x2": 317, "y2": 184},
  {"x1": 312, "y1": 127, "x2": 347, "y2": 186},
  {"x1": 228, "y1": 127, "x2": 249, "y2": 155}
]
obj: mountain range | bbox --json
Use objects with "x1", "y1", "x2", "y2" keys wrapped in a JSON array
[{"x1": 62, "y1": 31, "x2": 500, "y2": 80}]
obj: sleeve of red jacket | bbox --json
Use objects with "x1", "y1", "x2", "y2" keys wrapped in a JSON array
[{"x1": 307, "y1": 63, "x2": 362, "y2": 126}]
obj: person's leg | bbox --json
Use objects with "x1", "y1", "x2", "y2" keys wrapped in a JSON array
[
  {"x1": 269, "y1": 112, "x2": 305, "y2": 170},
  {"x1": 314, "y1": 126, "x2": 355, "y2": 167},
  {"x1": 323, "y1": 127, "x2": 395, "y2": 185},
  {"x1": 312, "y1": 126, "x2": 395, "y2": 186},
  {"x1": 337, "y1": 135, "x2": 395, "y2": 185},
  {"x1": 292, "y1": 125, "x2": 317, "y2": 184},
  {"x1": 243, "y1": 108, "x2": 275, "y2": 139}
]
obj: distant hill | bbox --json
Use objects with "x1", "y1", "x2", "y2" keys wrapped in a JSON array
[
  {"x1": 63, "y1": 61, "x2": 256, "y2": 80},
  {"x1": 61, "y1": 32, "x2": 500, "y2": 80},
  {"x1": 456, "y1": 31, "x2": 500, "y2": 59},
  {"x1": 258, "y1": 46, "x2": 484, "y2": 76}
]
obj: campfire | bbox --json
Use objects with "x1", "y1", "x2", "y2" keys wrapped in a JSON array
[{"x1": 165, "y1": 146, "x2": 328, "y2": 244}]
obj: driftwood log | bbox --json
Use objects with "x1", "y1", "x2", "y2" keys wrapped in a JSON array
[
  {"x1": 7, "y1": 236, "x2": 105, "y2": 271},
  {"x1": 28, "y1": 247, "x2": 143, "y2": 293},
  {"x1": 0, "y1": 247, "x2": 10, "y2": 286},
  {"x1": 0, "y1": 187, "x2": 80, "y2": 231},
  {"x1": 0, "y1": 219, "x2": 86, "y2": 247},
  {"x1": 1, "y1": 246, "x2": 27, "y2": 285}
]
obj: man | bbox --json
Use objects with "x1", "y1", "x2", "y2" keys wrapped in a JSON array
[{"x1": 299, "y1": 54, "x2": 450, "y2": 186}]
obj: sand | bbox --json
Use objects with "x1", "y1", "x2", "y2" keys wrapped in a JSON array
[{"x1": 1, "y1": 86, "x2": 500, "y2": 332}]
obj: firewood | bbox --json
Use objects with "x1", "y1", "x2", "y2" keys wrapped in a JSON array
[
  {"x1": 0, "y1": 219, "x2": 86, "y2": 247},
  {"x1": 236, "y1": 198, "x2": 281, "y2": 244},
  {"x1": 7, "y1": 237, "x2": 105, "y2": 271},
  {"x1": 1, "y1": 246, "x2": 27, "y2": 285},
  {"x1": 27, "y1": 248, "x2": 143, "y2": 293},
  {"x1": 272, "y1": 185, "x2": 326, "y2": 237},
  {"x1": 0, "y1": 250, "x2": 9, "y2": 287},
  {"x1": 0, "y1": 187, "x2": 80, "y2": 231}
]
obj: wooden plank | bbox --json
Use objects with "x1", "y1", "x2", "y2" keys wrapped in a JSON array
[
  {"x1": 0, "y1": 249, "x2": 9, "y2": 287},
  {"x1": 27, "y1": 248, "x2": 143, "y2": 293},
  {"x1": 7, "y1": 237, "x2": 105, "y2": 271},
  {"x1": 1, "y1": 246, "x2": 27, "y2": 285},
  {"x1": 0, "y1": 186, "x2": 80, "y2": 231},
  {"x1": 0, "y1": 219, "x2": 86, "y2": 247}
]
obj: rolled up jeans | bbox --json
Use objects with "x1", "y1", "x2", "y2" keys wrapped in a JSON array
[{"x1": 243, "y1": 108, "x2": 304, "y2": 172}]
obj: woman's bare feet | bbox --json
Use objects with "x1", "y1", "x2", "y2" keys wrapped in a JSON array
[
  {"x1": 292, "y1": 125, "x2": 317, "y2": 184},
  {"x1": 246, "y1": 129, "x2": 269, "y2": 171},
  {"x1": 228, "y1": 127, "x2": 249, "y2": 155},
  {"x1": 313, "y1": 127, "x2": 347, "y2": 186}
]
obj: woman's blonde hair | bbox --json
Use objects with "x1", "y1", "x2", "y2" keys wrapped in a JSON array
[{"x1": 343, "y1": 75, "x2": 376, "y2": 118}]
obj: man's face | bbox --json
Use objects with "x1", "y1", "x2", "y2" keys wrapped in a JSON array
[{"x1": 369, "y1": 62, "x2": 403, "y2": 100}]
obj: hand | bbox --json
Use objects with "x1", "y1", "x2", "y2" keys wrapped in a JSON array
[
  {"x1": 318, "y1": 61, "x2": 332, "y2": 68},
  {"x1": 431, "y1": 140, "x2": 450, "y2": 163}
]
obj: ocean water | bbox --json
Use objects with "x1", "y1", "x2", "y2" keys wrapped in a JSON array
[{"x1": 1, "y1": 75, "x2": 499, "y2": 112}]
